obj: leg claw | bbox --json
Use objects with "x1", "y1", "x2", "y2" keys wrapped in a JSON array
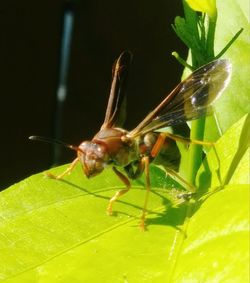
[
  {"x1": 139, "y1": 215, "x2": 147, "y2": 231},
  {"x1": 106, "y1": 204, "x2": 113, "y2": 216},
  {"x1": 45, "y1": 172, "x2": 59, "y2": 179},
  {"x1": 45, "y1": 172, "x2": 54, "y2": 179}
]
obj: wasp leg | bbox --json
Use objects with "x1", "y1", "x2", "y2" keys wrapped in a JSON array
[
  {"x1": 46, "y1": 157, "x2": 79, "y2": 180},
  {"x1": 151, "y1": 133, "x2": 167, "y2": 158},
  {"x1": 163, "y1": 132, "x2": 214, "y2": 147},
  {"x1": 162, "y1": 132, "x2": 222, "y2": 188},
  {"x1": 107, "y1": 167, "x2": 131, "y2": 215},
  {"x1": 139, "y1": 156, "x2": 151, "y2": 231},
  {"x1": 151, "y1": 132, "x2": 215, "y2": 192},
  {"x1": 167, "y1": 168, "x2": 196, "y2": 193},
  {"x1": 151, "y1": 133, "x2": 196, "y2": 191},
  {"x1": 108, "y1": 162, "x2": 147, "y2": 227},
  {"x1": 151, "y1": 132, "x2": 214, "y2": 159}
]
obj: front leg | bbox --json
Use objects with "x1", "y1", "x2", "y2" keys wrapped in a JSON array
[{"x1": 46, "y1": 158, "x2": 79, "y2": 179}]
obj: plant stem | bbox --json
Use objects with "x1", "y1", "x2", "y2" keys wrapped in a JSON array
[
  {"x1": 186, "y1": 12, "x2": 217, "y2": 187},
  {"x1": 172, "y1": 52, "x2": 193, "y2": 70},
  {"x1": 214, "y1": 28, "x2": 243, "y2": 60},
  {"x1": 206, "y1": 12, "x2": 217, "y2": 60},
  {"x1": 186, "y1": 117, "x2": 206, "y2": 186}
]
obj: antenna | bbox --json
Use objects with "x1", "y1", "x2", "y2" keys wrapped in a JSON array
[{"x1": 29, "y1": 136, "x2": 80, "y2": 152}]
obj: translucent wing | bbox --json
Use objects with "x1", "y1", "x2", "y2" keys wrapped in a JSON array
[
  {"x1": 101, "y1": 51, "x2": 132, "y2": 129},
  {"x1": 128, "y1": 59, "x2": 231, "y2": 138}
]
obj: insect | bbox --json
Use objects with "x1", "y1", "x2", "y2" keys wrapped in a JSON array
[{"x1": 30, "y1": 51, "x2": 231, "y2": 229}]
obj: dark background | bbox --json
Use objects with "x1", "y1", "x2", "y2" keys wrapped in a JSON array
[{"x1": 0, "y1": 1, "x2": 187, "y2": 189}]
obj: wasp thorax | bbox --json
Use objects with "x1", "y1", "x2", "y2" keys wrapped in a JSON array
[{"x1": 78, "y1": 141, "x2": 109, "y2": 178}]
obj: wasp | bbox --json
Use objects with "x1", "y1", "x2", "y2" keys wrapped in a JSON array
[{"x1": 30, "y1": 51, "x2": 231, "y2": 229}]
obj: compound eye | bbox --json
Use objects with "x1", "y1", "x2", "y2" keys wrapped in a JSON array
[{"x1": 78, "y1": 141, "x2": 91, "y2": 152}]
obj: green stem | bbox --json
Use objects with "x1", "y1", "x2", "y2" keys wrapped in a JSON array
[
  {"x1": 186, "y1": 117, "x2": 206, "y2": 186},
  {"x1": 206, "y1": 13, "x2": 217, "y2": 60},
  {"x1": 172, "y1": 52, "x2": 193, "y2": 70},
  {"x1": 186, "y1": 13, "x2": 217, "y2": 187},
  {"x1": 214, "y1": 28, "x2": 243, "y2": 60}
]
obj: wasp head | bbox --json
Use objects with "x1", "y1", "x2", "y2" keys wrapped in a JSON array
[{"x1": 78, "y1": 141, "x2": 109, "y2": 178}]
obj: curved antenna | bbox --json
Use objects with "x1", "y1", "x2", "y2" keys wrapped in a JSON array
[{"x1": 29, "y1": 136, "x2": 81, "y2": 153}]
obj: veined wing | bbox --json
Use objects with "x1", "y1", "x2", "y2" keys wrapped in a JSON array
[
  {"x1": 128, "y1": 59, "x2": 231, "y2": 138},
  {"x1": 101, "y1": 51, "x2": 132, "y2": 129}
]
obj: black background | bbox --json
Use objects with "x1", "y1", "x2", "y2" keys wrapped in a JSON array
[{"x1": 0, "y1": 1, "x2": 187, "y2": 189}]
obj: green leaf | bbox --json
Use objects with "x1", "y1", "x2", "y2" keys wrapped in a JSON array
[
  {"x1": 0, "y1": 165, "x2": 176, "y2": 282},
  {"x1": 168, "y1": 184, "x2": 249, "y2": 282},
  {"x1": 197, "y1": 114, "x2": 250, "y2": 191},
  {"x1": 1, "y1": 115, "x2": 249, "y2": 282},
  {"x1": 204, "y1": 0, "x2": 250, "y2": 141}
]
